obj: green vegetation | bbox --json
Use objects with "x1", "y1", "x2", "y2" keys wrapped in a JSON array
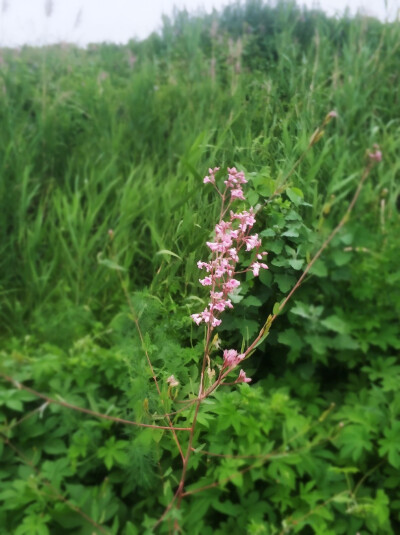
[{"x1": 1, "y1": 1, "x2": 399, "y2": 533}]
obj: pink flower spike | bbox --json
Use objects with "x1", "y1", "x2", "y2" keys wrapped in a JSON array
[{"x1": 236, "y1": 369, "x2": 252, "y2": 383}]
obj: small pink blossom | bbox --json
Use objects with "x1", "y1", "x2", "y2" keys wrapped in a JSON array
[
  {"x1": 203, "y1": 166, "x2": 220, "y2": 184},
  {"x1": 201, "y1": 309, "x2": 212, "y2": 323},
  {"x1": 231, "y1": 188, "x2": 245, "y2": 200},
  {"x1": 369, "y1": 148, "x2": 382, "y2": 162},
  {"x1": 191, "y1": 313, "x2": 202, "y2": 325},
  {"x1": 226, "y1": 167, "x2": 247, "y2": 184},
  {"x1": 251, "y1": 261, "x2": 268, "y2": 276},
  {"x1": 200, "y1": 277, "x2": 213, "y2": 286},
  {"x1": 245, "y1": 234, "x2": 261, "y2": 251},
  {"x1": 211, "y1": 298, "x2": 233, "y2": 312},
  {"x1": 223, "y1": 349, "x2": 245, "y2": 368},
  {"x1": 236, "y1": 369, "x2": 252, "y2": 383},
  {"x1": 228, "y1": 248, "x2": 239, "y2": 262},
  {"x1": 223, "y1": 349, "x2": 238, "y2": 367},
  {"x1": 231, "y1": 209, "x2": 256, "y2": 231},
  {"x1": 223, "y1": 279, "x2": 240, "y2": 293}
]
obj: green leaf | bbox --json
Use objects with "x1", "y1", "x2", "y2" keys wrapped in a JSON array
[
  {"x1": 241, "y1": 295, "x2": 263, "y2": 307},
  {"x1": 286, "y1": 187, "x2": 304, "y2": 206},
  {"x1": 44, "y1": 439, "x2": 67, "y2": 455},
  {"x1": 309, "y1": 259, "x2": 328, "y2": 277},
  {"x1": 288, "y1": 258, "x2": 304, "y2": 270},
  {"x1": 273, "y1": 302, "x2": 281, "y2": 315},
  {"x1": 274, "y1": 273, "x2": 296, "y2": 292},
  {"x1": 320, "y1": 315, "x2": 348, "y2": 334},
  {"x1": 331, "y1": 249, "x2": 351, "y2": 266},
  {"x1": 379, "y1": 422, "x2": 400, "y2": 468},
  {"x1": 97, "y1": 252, "x2": 126, "y2": 271},
  {"x1": 156, "y1": 249, "x2": 182, "y2": 261}
]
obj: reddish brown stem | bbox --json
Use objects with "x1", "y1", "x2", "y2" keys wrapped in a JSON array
[{"x1": 0, "y1": 373, "x2": 191, "y2": 432}]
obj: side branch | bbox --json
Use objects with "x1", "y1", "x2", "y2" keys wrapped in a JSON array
[{"x1": 0, "y1": 373, "x2": 191, "y2": 432}]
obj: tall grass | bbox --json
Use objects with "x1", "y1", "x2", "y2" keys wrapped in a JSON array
[{"x1": 0, "y1": 0, "x2": 398, "y2": 338}]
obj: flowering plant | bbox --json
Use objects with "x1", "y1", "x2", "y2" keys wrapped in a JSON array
[{"x1": 191, "y1": 166, "x2": 268, "y2": 385}]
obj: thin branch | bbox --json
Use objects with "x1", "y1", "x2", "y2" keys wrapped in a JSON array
[
  {"x1": 245, "y1": 152, "x2": 380, "y2": 357},
  {"x1": 0, "y1": 373, "x2": 191, "y2": 432}
]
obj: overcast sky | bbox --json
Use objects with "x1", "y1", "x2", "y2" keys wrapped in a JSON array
[{"x1": 0, "y1": 0, "x2": 398, "y2": 48}]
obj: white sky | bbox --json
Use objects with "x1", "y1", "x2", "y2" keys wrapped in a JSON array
[{"x1": 0, "y1": 0, "x2": 398, "y2": 48}]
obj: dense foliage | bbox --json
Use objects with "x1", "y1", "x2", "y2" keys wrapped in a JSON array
[{"x1": 0, "y1": 1, "x2": 399, "y2": 533}]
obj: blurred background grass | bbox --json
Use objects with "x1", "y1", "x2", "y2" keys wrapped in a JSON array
[{"x1": 0, "y1": 0, "x2": 398, "y2": 338}]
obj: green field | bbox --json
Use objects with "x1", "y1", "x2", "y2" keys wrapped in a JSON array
[{"x1": 1, "y1": 1, "x2": 400, "y2": 533}]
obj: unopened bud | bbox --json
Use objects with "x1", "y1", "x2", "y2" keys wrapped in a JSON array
[
  {"x1": 368, "y1": 145, "x2": 382, "y2": 162},
  {"x1": 167, "y1": 375, "x2": 179, "y2": 387}
]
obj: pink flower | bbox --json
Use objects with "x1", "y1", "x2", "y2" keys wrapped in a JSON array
[
  {"x1": 211, "y1": 317, "x2": 222, "y2": 327},
  {"x1": 251, "y1": 261, "x2": 268, "y2": 276},
  {"x1": 369, "y1": 147, "x2": 382, "y2": 162},
  {"x1": 228, "y1": 248, "x2": 239, "y2": 262},
  {"x1": 223, "y1": 349, "x2": 238, "y2": 367},
  {"x1": 223, "y1": 279, "x2": 240, "y2": 293},
  {"x1": 223, "y1": 349, "x2": 245, "y2": 368},
  {"x1": 200, "y1": 276, "x2": 213, "y2": 286},
  {"x1": 236, "y1": 369, "x2": 252, "y2": 383},
  {"x1": 245, "y1": 234, "x2": 261, "y2": 251},
  {"x1": 201, "y1": 309, "x2": 212, "y2": 323},
  {"x1": 203, "y1": 166, "x2": 220, "y2": 184},
  {"x1": 210, "y1": 291, "x2": 224, "y2": 300},
  {"x1": 211, "y1": 298, "x2": 233, "y2": 312},
  {"x1": 231, "y1": 188, "x2": 245, "y2": 201},
  {"x1": 191, "y1": 313, "x2": 202, "y2": 325},
  {"x1": 226, "y1": 167, "x2": 247, "y2": 184}
]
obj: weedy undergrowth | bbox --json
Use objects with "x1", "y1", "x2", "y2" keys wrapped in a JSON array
[{"x1": 0, "y1": 116, "x2": 384, "y2": 533}]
